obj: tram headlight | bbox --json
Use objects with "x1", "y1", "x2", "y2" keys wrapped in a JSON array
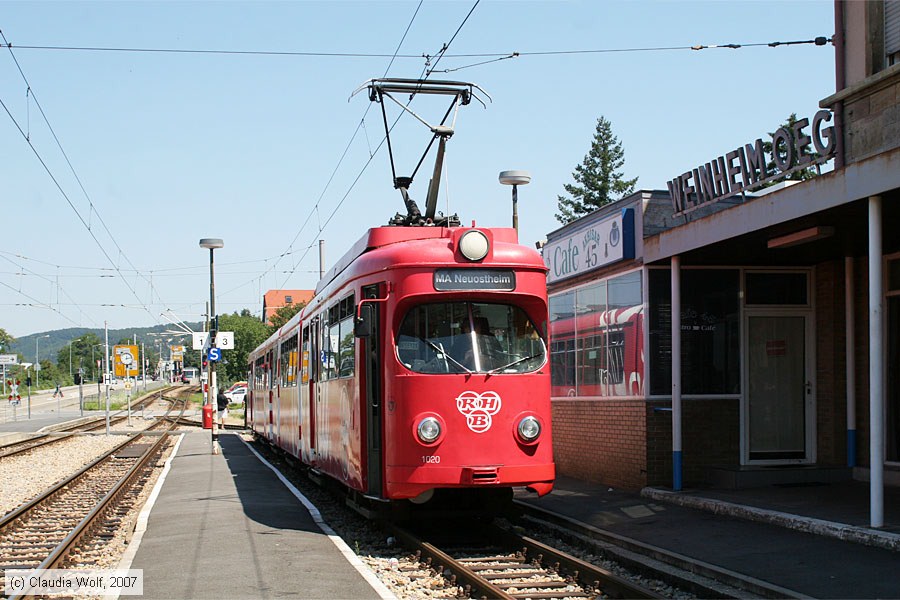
[
  {"x1": 417, "y1": 417, "x2": 442, "y2": 444},
  {"x1": 459, "y1": 230, "x2": 489, "y2": 261},
  {"x1": 517, "y1": 416, "x2": 541, "y2": 443}
]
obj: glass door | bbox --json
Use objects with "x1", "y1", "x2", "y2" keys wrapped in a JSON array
[{"x1": 745, "y1": 314, "x2": 813, "y2": 462}]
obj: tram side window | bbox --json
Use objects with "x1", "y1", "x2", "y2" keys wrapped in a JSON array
[
  {"x1": 337, "y1": 294, "x2": 355, "y2": 377},
  {"x1": 280, "y1": 335, "x2": 298, "y2": 387},
  {"x1": 301, "y1": 326, "x2": 310, "y2": 384},
  {"x1": 323, "y1": 312, "x2": 338, "y2": 381},
  {"x1": 254, "y1": 356, "x2": 265, "y2": 392}
]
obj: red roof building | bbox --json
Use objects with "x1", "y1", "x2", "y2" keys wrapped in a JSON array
[{"x1": 262, "y1": 290, "x2": 313, "y2": 325}]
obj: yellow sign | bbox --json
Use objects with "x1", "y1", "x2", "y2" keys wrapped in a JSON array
[
  {"x1": 171, "y1": 344, "x2": 184, "y2": 362},
  {"x1": 113, "y1": 345, "x2": 140, "y2": 377}
]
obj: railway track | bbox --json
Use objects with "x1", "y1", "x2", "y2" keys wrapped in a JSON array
[
  {"x1": 386, "y1": 520, "x2": 664, "y2": 599},
  {"x1": 0, "y1": 396, "x2": 187, "y2": 599},
  {"x1": 0, "y1": 386, "x2": 181, "y2": 458},
  {"x1": 512, "y1": 502, "x2": 803, "y2": 599}
]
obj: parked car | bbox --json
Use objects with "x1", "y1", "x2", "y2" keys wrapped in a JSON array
[
  {"x1": 226, "y1": 387, "x2": 247, "y2": 405},
  {"x1": 224, "y1": 381, "x2": 247, "y2": 395}
]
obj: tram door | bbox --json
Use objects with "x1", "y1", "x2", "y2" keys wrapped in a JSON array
[
  {"x1": 307, "y1": 317, "x2": 319, "y2": 464},
  {"x1": 267, "y1": 350, "x2": 275, "y2": 441},
  {"x1": 361, "y1": 284, "x2": 383, "y2": 497}
]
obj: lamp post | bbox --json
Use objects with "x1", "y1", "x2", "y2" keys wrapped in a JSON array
[
  {"x1": 35, "y1": 334, "x2": 50, "y2": 388},
  {"x1": 200, "y1": 237, "x2": 224, "y2": 454},
  {"x1": 499, "y1": 170, "x2": 531, "y2": 236}
]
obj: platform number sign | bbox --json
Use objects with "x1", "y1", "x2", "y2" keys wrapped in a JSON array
[{"x1": 208, "y1": 348, "x2": 222, "y2": 362}]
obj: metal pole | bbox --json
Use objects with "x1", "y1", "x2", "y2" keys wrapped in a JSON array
[
  {"x1": 209, "y1": 247, "x2": 219, "y2": 454},
  {"x1": 845, "y1": 256, "x2": 856, "y2": 467},
  {"x1": 671, "y1": 255, "x2": 683, "y2": 491},
  {"x1": 512, "y1": 184, "x2": 518, "y2": 234},
  {"x1": 319, "y1": 239, "x2": 325, "y2": 280},
  {"x1": 35, "y1": 337, "x2": 40, "y2": 389},
  {"x1": 105, "y1": 321, "x2": 110, "y2": 436},
  {"x1": 78, "y1": 371, "x2": 84, "y2": 418},
  {"x1": 27, "y1": 369, "x2": 31, "y2": 419}
]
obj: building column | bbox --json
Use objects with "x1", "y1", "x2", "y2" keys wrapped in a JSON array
[
  {"x1": 671, "y1": 255, "x2": 682, "y2": 491},
  {"x1": 869, "y1": 195, "x2": 884, "y2": 528}
]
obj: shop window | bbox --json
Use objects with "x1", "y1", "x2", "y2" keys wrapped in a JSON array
[
  {"x1": 549, "y1": 271, "x2": 643, "y2": 397},
  {"x1": 745, "y1": 272, "x2": 807, "y2": 305},
  {"x1": 649, "y1": 269, "x2": 740, "y2": 395}
]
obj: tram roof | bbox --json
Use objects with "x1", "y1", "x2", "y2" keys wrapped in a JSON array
[{"x1": 315, "y1": 225, "x2": 519, "y2": 296}]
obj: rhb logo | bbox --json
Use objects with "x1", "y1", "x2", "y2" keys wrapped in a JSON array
[{"x1": 456, "y1": 390, "x2": 502, "y2": 433}]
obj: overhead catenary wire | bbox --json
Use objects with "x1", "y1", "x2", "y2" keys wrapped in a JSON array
[
  {"x1": 4, "y1": 37, "x2": 832, "y2": 60},
  {"x1": 1, "y1": 13, "x2": 832, "y2": 328},
  {"x1": 0, "y1": 29, "x2": 172, "y2": 328},
  {"x1": 262, "y1": 0, "x2": 428, "y2": 292}
]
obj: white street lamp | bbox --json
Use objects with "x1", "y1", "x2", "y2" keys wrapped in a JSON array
[
  {"x1": 200, "y1": 238, "x2": 224, "y2": 454},
  {"x1": 499, "y1": 170, "x2": 531, "y2": 236}
]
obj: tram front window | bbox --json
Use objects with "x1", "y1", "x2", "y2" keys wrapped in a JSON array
[{"x1": 397, "y1": 302, "x2": 546, "y2": 374}]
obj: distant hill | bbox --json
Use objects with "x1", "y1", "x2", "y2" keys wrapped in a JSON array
[{"x1": 7, "y1": 324, "x2": 204, "y2": 363}]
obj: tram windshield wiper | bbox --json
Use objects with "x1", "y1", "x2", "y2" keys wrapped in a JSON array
[
  {"x1": 421, "y1": 337, "x2": 473, "y2": 375},
  {"x1": 488, "y1": 353, "x2": 543, "y2": 375}
]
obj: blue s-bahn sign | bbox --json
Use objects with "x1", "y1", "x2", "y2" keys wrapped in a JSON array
[{"x1": 208, "y1": 348, "x2": 222, "y2": 362}]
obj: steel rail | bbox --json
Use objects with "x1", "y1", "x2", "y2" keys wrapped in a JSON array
[{"x1": 2, "y1": 395, "x2": 188, "y2": 600}]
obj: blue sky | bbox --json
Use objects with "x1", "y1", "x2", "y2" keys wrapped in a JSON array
[{"x1": 0, "y1": 0, "x2": 835, "y2": 338}]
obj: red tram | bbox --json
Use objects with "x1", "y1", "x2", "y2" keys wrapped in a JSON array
[{"x1": 246, "y1": 78, "x2": 554, "y2": 516}]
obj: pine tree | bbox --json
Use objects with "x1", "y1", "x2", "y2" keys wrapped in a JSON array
[
  {"x1": 556, "y1": 116, "x2": 638, "y2": 224},
  {"x1": 761, "y1": 113, "x2": 821, "y2": 184}
]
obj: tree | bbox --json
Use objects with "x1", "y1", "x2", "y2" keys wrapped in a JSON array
[
  {"x1": 761, "y1": 113, "x2": 821, "y2": 185},
  {"x1": 217, "y1": 311, "x2": 270, "y2": 383},
  {"x1": 556, "y1": 116, "x2": 638, "y2": 224},
  {"x1": 268, "y1": 302, "x2": 305, "y2": 334},
  {"x1": 0, "y1": 328, "x2": 14, "y2": 350},
  {"x1": 58, "y1": 333, "x2": 103, "y2": 381}
]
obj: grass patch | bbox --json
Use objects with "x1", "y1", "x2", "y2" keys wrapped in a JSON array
[{"x1": 83, "y1": 400, "x2": 127, "y2": 410}]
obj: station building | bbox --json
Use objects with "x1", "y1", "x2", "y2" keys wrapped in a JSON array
[{"x1": 545, "y1": 1, "x2": 900, "y2": 526}]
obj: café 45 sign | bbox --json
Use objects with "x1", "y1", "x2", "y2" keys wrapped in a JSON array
[{"x1": 544, "y1": 208, "x2": 635, "y2": 285}]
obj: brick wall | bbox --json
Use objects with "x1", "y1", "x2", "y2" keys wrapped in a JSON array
[
  {"x1": 646, "y1": 399, "x2": 740, "y2": 487},
  {"x1": 815, "y1": 259, "x2": 845, "y2": 465},
  {"x1": 551, "y1": 399, "x2": 647, "y2": 490},
  {"x1": 552, "y1": 397, "x2": 740, "y2": 490}
]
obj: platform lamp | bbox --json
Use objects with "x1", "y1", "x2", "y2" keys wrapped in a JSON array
[
  {"x1": 499, "y1": 170, "x2": 531, "y2": 236},
  {"x1": 199, "y1": 237, "x2": 224, "y2": 454}
]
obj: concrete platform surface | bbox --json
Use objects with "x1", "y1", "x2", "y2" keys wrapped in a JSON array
[
  {"x1": 515, "y1": 476, "x2": 900, "y2": 599},
  {"x1": 127, "y1": 432, "x2": 392, "y2": 600}
]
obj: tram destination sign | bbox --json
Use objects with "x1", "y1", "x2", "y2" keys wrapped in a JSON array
[{"x1": 434, "y1": 269, "x2": 516, "y2": 291}]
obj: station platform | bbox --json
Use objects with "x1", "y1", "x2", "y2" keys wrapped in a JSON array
[
  {"x1": 515, "y1": 476, "x2": 900, "y2": 598},
  {"x1": 121, "y1": 431, "x2": 392, "y2": 600}
]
